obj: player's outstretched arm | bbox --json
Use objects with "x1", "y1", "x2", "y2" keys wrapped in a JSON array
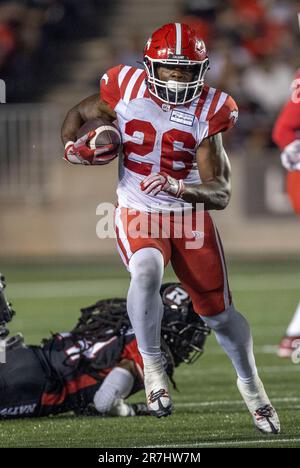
[
  {"x1": 61, "y1": 94, "x2": 116, "y2": 145},
  {"x1": 182, "y1": 133, "x2": 232, "y2": 210},
  {"x1": 92, "y1": 359, "x2": 149, "y2": 417}
]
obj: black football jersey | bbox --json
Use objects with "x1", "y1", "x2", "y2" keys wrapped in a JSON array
[{"x1": 0, "y1": 330, "x2": 144, "y2": 418}]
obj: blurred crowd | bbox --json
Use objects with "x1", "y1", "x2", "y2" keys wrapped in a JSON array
[
  {"x1": 116, "y1": 0, "x2": 300, "y2": 152},
  {"x1": 0, "y1": 0, "x2": 108, "y2": 101},
  {"x1": 180, "y1": 0, "x2": 300, "y2": 151},
  {"x1": 1, "y1": 0, "x2": 299, "y2": 151}
]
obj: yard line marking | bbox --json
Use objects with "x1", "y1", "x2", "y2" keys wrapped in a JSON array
[
  {"x1": 175, "y1": 396, "x2": 300, "y2": 408},
  {"x1": 209, "y1": 345, "x2": 278, "y2": 355},
  {"x1": 177, "y1": 365, "x2": 299, "y2": 376},
  {"x1": 142, "y1": 438, "x2": 300, "y2": 448}
]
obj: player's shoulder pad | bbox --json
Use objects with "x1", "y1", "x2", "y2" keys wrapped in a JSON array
[
  {"x1": 101, "y1": 65, "x2": 124, "y2": 86},
  {"x1": 100, "y1": 64, "x2": 125, "y2": 109},
  {"x1": 208, "y1": 92, "x2": 238, "y2": 137},
  {"x1": 100, "y1": 65, "x2": 144, "y2": 108}
]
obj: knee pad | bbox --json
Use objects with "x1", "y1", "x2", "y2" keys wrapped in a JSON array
[{"x1": 129, "y1": 248, "x2": 164, "y2": 290}]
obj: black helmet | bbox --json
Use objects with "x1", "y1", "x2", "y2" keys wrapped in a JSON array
[
  {"x1": 160, "y1": 283, "x2": 210, "y2": 366},
  {"x1": 0, "y1": 273, "x2": 15, "y2": 339}
]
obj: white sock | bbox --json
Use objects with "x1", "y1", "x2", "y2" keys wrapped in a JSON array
[
  {"x1": 200, "y1": 304, "x2": 257, "y2": 380},
  {"x1": 127, "y1": 248, "x2": 164, "y2": 362},
  {"x1": 286, "y1": 301, "x2": 300, "y2": 336}
]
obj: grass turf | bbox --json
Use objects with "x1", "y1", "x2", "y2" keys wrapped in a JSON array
[{"x1": 0, "y1": 258, "x2": 299, "y2": 448}]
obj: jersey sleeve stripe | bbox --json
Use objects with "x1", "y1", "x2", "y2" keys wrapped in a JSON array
[
  {"x1": 118, "y1": 65, "x2": 130, "y2": 87},
  {"x1": 124, "y1": 69, "x2": 144, "y2": 103},
  {"x1": 214, "y1": 91, "x2": 228, "y2": 115},
  {"x1": 194, "y1": 86, "x2": 209, "y2": 119},
  {"x1": 120, "y1": 67, "x2": 138, "y2": 100},
  {"x1": 143, "y1": 86, "x2": 149, "y2": 98},
  {"x1": 137, "y1": 80, "x2": 147, "y2": 99},
  {"x1": 130, "y1": 71, "x2": 146, "y2": 101},
  {"x1": 199, "y1": 87, "x2": 216, "y2": 121},
  {"x1": 206, "y1": 89, "x2": 222, "y2": 121}
]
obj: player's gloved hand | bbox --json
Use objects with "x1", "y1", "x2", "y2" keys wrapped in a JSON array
[
  {"x1": 281, "y1": 139, "x2": 300, "y2": 171},
  {"x1": 64, "y1": 132, "x2": 117, "y2": 165},
  {"x1": 140, "y1": 172, "x2": 185, "y2": 198},
  {"x1": 64, "y1": 132, "x2": 96, "y2": 165}
]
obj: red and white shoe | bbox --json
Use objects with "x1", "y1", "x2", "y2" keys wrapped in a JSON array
[
  {"x1": 237, "y1": 376, "x2": 280, "y2": 434},
  {"x1": 277, "y1": 336, "x2": 300, "y2": 358},
  {"x1": 144, "y1": 360, "x2": 173, "y2": 418}
]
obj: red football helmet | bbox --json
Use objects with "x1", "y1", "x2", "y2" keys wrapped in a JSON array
[{"x1": 143, "y1": 23, "x2": 209, "y2": 105}]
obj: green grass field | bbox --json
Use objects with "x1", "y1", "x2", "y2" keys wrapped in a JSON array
[{"x1": 0, "y1": 257, "x2": 300, "y2": 448}]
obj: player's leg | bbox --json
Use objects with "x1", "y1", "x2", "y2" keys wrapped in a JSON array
[
  {"x1": 127, "y1": 247, "x2": 164, "y2": 359},
  {"x1": 200, "y1": 306, "x2": 280, "y2": 434},
  {"x1": 115, "y1": 207, "x2": 172, "y2": 417},
  {"x1": 171, "y1": 212, "x2": 280, "y2": 433},
  {"x1": 278, "y1": 301, "x2": 300, "y2": 357},
  {"x1": 278, "y1": 173, "x2": 300, "y2": 356},
  {"x1": 127, "y1": 247, "x2": 172, "y2": 417}
]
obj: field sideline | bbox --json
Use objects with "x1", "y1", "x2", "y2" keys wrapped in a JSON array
[{"x1": 0, "y1": 257, "x2": 299, "y2": 448}]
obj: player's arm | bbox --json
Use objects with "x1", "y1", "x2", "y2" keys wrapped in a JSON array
[
  {"x1": 61, "y1": 94, "x2": 116, "y2": 145},
  {"x1": 272, "y1": 87, "x2": 300, "y2": 171},
  {"x1": 181, "y1": 133, "x2": 231, "y2": 209},
  {"x1": 141, "y1": 133, "x2": 231, "y2": 210},
  {"x1": 93, "y1": 359, "x2": 147, "y2": 417}
]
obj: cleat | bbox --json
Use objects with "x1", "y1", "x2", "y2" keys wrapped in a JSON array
[
  {"x1": 253, "y1": 404, "x2": 280, "y2": 434},
  {"x1": 144, "y1": 362, "x2": 173, "y2": 418},
  {"x1": 277, "y1": 335, "x2": 300, "y2": 358},
  {"x1": 237, "y1": 376, "x2": 280, "y2": 434}
]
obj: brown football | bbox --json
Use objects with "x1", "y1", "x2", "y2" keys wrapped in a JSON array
[{"x1": 76, "y1": 117, "x2": 121, "y2": 165}]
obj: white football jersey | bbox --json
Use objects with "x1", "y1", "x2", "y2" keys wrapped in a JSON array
[{"x1": 100, "y1": 65, "x2": 238, "y2": 212}]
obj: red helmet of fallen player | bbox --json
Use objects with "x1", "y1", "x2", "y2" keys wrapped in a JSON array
[{"x1": 143, "y1": 23, "x2": 209, "y2": 105}]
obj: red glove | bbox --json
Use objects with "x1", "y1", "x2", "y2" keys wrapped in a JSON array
[
  {"x1": 64, "y1": 131, "x2": 117, "y2": 165},
  {"x1": 64, "y1": 131, "x2": 96, "y2": 165},
  {"x1": 140, "y1": 172, "x2": 185, "y2": 198}
]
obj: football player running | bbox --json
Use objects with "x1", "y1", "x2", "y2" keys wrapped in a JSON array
[
  {"x1": 61, "y1": 23, "x2": 280, "y2": 433},
  {"x1": 272, "y1": 68, "x2": 300, "y2": 357},
  {"x1": 0, "y1": 277, "x2": 209, "y2": 419}
]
